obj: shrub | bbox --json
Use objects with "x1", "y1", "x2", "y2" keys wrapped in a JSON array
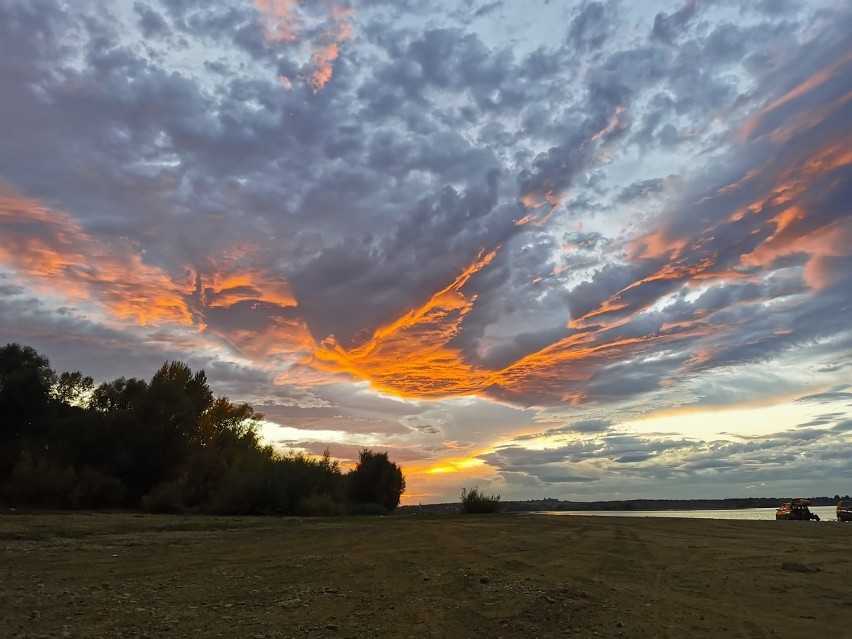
[
  {"x1": 71, "y1": 467, "x2": 126, "y2": 508},
  {"x1": 461, "y1": 486, "x2": 502, "y2": 514},
  {"x1": 297, "y1": 491, "x2": 345, "y2": 517},
  {"x1": 141, "y1": 481, "x2": 185, "y2": 513},
  {"x1": 3, "y1": 451, "x2": 76, "y2": 507},
  {"x1": 348, "y1": 502, "x2": 390, "y2": 516}
]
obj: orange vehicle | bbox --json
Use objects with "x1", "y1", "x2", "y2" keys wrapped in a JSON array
[
  {"x1": 837, "y1": 501, "x2": 852, "y2": 522},
  {"x1": 776, "y1": 499, "x2": 820, "y2": 521}
]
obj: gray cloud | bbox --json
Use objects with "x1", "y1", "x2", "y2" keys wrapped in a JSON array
[{"x1": 1, "y1": 0, "x2": 849, "y2": 502}]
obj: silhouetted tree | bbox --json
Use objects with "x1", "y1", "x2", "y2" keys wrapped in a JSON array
[
  {"x1": 52, "y1": 371, "x2": 94, "y2": 407},
  {"x1": 0, "y1": 343, "x2": 57, "y2": 441},
  {"x1": 0, "y1": 344, "x2": 403, "y2": 516},
  {"x1": 90, "y1": 377, "x2": 148, "y2": 412},
  {"x1": 1, "y1": 344, "x2": 59, "y2": 486},
  {"x1": 144, "y1": 361, "x2": 214, "y2": 442},
  {"x1": 175, "y1": 397, "x2": 264, "y2": 508},
  {"x1": 347, "y1": 449, "x2": 406, "y2": 512}
]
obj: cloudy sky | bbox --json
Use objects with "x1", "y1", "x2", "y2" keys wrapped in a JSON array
[{"x1": 1, "y1": 0, "x2": 850, "y2": 503}]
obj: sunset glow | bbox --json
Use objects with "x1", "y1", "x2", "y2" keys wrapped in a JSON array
[{"x1": 1, "y1": 0, "x2": 850, "y2": 503}]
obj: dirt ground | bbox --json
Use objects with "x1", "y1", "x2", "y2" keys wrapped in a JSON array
[{"x1": 1, "y1": 511, "x2": 850, "y2": 639}]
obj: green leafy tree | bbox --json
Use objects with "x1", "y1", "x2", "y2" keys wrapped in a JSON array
[{"x1": 347, "y1": 449, "x2": 406, "y2": 512}]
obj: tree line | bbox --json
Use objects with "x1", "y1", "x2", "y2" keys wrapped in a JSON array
[{"x1": 0, "y1": 343, "x2": 405, "y2": 515}]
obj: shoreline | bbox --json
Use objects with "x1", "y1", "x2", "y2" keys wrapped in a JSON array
[{"x1": 399, "y1": 495, "x2": 851, "y2": 515}]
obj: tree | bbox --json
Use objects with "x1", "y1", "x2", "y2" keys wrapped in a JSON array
[
  {"x1": 1, "y1": 344, "x2": 416, "y2": 515},
  {"x1": 176, "y1": 397, "x2": 264, "y2": 508},
  {"x1": 137, "y1": 361, "x2": 214, "y2": 476},
  {"x1": 347, "y1": 449, "x2": 405, "y2": 512},
  {"x1": 90, "y1": 377, "x2": 148, "y2": 412},
  {"x1": 52, "y1": 371, "x2": 94, "y2": 407},
  {"x1": 0, "y1": 343, "x2": 57, "y2": 440},
  {"x1": 194, "y1": 396, "x2": 262, "y2": 449},
  {"x1": 145, "y1": 361, "x2": 214, "y2": 441}
]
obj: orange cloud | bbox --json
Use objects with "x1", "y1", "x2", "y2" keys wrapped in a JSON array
[
  {"x1": 741, "y1": 50, "x2": 852, "y2": 140},
  {"x1": 0, "y1": 182, "x2": 194, "y2": 326},
  {"x1": 255, "y1": 0, "x2": 354, "y2": 93},
  {"x1": 307, "y1": 6, "x2": 354, "y2": 92},
  {"x1": 308, "y1": 42, "x2": 341, "y2": 93},
  {"x1": 309, "y1": 248, "x2": 499, "y2": 398},
  {"x1": 590, "y1": 105, "x2": 626, "y2": 143},
  {"x1": 737, "y1": 139, "x2": 852, "y2": 277},
  {"x1": 200, "y1": 269, "x2": 297, "y2": 310},
  {"x1": 0, "y1": 183, "x2": 319, "y2": 365},
  {"x1": 222, "y1": 316, "x2": 316, "y2": 366},
  {"x1": 255, "y1": 0, "x2": 300, "y2": 43},
  {"x1": 629, "y1": 135, "x2": 852, "y2": 295},
  {"x1": 192, "y1": 261, "x2": 317, "y2": 362}
]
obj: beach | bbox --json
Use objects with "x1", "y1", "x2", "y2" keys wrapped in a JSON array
[{"x1": 2, "y1": 512, "x2": 850, "y2": 638}]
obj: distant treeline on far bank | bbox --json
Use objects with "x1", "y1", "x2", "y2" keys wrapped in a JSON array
[{"x1": 401, "y1": 495, "x2": 852, "y2": 515}]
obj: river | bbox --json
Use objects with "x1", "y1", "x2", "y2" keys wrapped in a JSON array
[{"x1": 537, "y1": 505, "x2": 842, "y2": 521}]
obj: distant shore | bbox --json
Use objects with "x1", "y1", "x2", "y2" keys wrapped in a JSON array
[{"x1": 399, "y1": 494, "x2": 851, "y2": 515}]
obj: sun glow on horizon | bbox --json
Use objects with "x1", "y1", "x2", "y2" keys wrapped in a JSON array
[{"x1": 622, "y1": 399, "x2": 835, "y2": 440}]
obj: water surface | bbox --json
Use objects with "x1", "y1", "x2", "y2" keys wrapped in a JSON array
[{"x1": 538, "y1": 505, "x2": 841, "y2": 521}]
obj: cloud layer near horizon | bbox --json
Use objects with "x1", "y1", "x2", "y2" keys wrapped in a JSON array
[{"x1": 1, "y1": 0, "x2": 850, "y2": 501}]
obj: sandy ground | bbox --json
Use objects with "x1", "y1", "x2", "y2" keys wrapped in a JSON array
[{"x1": 1, "y1": 512, "x2": 850, "y2": 638}]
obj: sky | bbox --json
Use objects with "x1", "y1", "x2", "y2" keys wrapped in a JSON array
[{"x1": 1, "y1": 0, "x2": 850, "y2": 504}]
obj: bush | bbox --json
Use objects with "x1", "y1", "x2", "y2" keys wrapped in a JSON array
[
  {"x1": 3, "y1": 451, "x2": 76, "y2": 507},
  {"x1": 297, "y1": 491, "x2": 345, "y2": 517},
  {"x1": 141, "y1": 481, "x2": 185, "y2": 513},
  {"x1": 461, "y1": 486, "x2": 502, "y2": 514},
  {"x1": 347, "y1": 502, "x2": 389, "y2": 516},
  {"x1": 71, "y1": 467, "x2": 126, "y2": 508}
]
